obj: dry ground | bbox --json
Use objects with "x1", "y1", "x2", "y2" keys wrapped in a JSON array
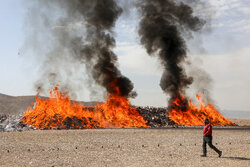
[
  {"x1": 229, "y1": 119, "x2": 250, "y2": 126},
  {"x1": 0, "y1": 128, "x2": 249, "y2": 167}
]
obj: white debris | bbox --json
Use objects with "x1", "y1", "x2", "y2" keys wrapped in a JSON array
[{"x1": 0, "y1": 113, "x2": 34, "y2": 132}]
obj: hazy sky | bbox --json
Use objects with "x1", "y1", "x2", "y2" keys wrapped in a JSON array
[{"x1": 0, "y1": 0, "x2": 250, "y2": 115}]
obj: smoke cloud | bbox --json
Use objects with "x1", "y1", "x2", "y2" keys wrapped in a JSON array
[
  {"x1": 137, "y1": 0, "x2": 205, "y2": 106},
  {"x1": 23, "y1": 0, "x2": 136, "y2": 99}
]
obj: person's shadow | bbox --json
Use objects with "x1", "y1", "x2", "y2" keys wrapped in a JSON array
[{"x1": 221, "y1": 156, "x2": 250, "y2": 161}]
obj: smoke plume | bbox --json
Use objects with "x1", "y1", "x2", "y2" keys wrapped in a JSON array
[
  {"x1": 137, "y1": 0, "x2": 205, "y2": 106},
  {"x1": 23, "y1": 0, "x2": 136, "y2": 99}
]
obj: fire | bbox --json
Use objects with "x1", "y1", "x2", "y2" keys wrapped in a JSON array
[
  {"x1": 22, "y1": 86, "x2": 148, "y2": 129},
  {"x1": 169, "y1": 94, "x2": 235, "y2": 126}
]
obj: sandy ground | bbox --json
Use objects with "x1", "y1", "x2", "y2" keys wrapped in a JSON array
[
  {"x1": 229, "y1": 119, "x2": 250, "y2": 126},
  {"x1": 0, "y1": 128, "x2": 249, "y2": 167}
]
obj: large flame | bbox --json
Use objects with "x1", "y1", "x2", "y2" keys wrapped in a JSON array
[
  {"x1": 22, "y1": 86, "x2": 148, "y2": 129},
  {"x1": 169, "y1": 94, "x2": 235, "y2": 126}
]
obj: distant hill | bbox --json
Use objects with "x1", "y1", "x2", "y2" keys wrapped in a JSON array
[
  {"x1": 0, "y1": 93, "x2": 101, "y2": 115},
  {"x1": 221, "y1": 110, "x2": 250, "y2": 119}
]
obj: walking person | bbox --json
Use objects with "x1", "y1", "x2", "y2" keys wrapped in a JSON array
[{"x1": 201, "y1": 118, "x2": 222, "y2": 157}]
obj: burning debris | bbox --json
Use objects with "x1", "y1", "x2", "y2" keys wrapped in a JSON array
[
  {"x1": 22, "y1": 86, "x2": 148, "y2": 129},
  {"x1": 20, "y1": 89, "x2": 234, "y2": 130},
  {"x1": 137, "y1": 0, "x2": 234, "y2": 126},
  {"x1": 137, "y1": 0, "x2": 203, "y2": 102},
  {"x1": 169, "y1": 94, "x2": 235, "y2": 126},
  {"x1": 0, "y1": 92, "x2": 238, "y2": 131},
  {"x1": 18, "y1": 0, "x2": 235, "y2": 129},
  {"x1": 20, "y1": 0, "x2": 149, "y2": 129},
  {"x1": 13, "y1": 1, "x2": 131, "y2": 129},
  {"x1": 24, "y1": 0, "x2": 136, "y2": 98}
]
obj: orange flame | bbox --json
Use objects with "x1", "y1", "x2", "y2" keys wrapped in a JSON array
[
  {"x1": 22, "y1": 86, "x2": 148, "y2": 129},
  {"x1": 169, "y1": 94, "x2": 235, "y2": 126}
]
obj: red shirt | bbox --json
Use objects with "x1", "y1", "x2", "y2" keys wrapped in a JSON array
[{"x1": 203, "y1": 123, "x2": 212, "y2": 136}]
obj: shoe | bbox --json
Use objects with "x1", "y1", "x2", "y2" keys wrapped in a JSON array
[
  {"x1": 200, "y1": 155, "x2": 206, "y2": 157},
  {"x1": 218, "y1": 151, "x2": 222, "y2": 157}
]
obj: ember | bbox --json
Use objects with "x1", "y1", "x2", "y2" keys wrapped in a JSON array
[
  {"x1": 22, "y1": 86, "x2": 148, "y2": 129},
  {"x1": 168, "y1": 94, "x2": 235, "y2": 126}
]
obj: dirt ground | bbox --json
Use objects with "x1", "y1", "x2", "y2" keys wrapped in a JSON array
[
  {"x1": 0, "y1": 128, "x2": 249, "y2": 167},
  {"x1": 229, "y1": 119, "x2": 250, "y2": 126}
]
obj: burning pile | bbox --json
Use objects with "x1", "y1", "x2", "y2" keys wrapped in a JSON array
[
  {"x1": 21, "y1": 0, "x2": 148, "y2": 129},
  {"x1": 22, "y1": 86, "x2": 148, "y2": 129},
  {"x1": 137, "y1": 0, "x2": 234, "y2": 126},
  {"x1": 169, "y1": 95, "x2": 235, "y2": 126},
  {"x1": 19, "y1": 0, "x2": 235, "y2": 129},
  {"x1": 21, "y1": 87, "x2": 234, "y2": 129}
]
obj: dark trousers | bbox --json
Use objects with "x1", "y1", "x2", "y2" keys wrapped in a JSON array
[{"x1": 203, "y1": 135, "x2": 220, "y2": 155}]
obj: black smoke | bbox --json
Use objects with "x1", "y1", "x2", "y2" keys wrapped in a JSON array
[
  {"x1": 75, "y1": 0, "x2": 136, "y2": 97},
  {"x1": 137, "y1": 0, "x2": 205, "y2": 106},
  {"x1": 23, "y1": 0, "x2": 136, "y2": 98}
]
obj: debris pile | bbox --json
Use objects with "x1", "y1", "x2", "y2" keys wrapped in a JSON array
[
  {"x1": 0, "y1": 106, "x2": 178, "y2": 131},
  {"x1": 0, "y1": 113, "x2": 33, "y2": 132},
  {"x1": 135, "y1": 106, "x2": 176, "y2": 127}
]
